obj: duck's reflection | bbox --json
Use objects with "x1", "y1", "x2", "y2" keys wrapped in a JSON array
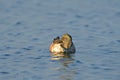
[
  {"x1": 51, "y1": 52, "x2": 75, "y2": 60},
  {"x1": 51, "y1": 53, "x2": 77, "y2": 80}
]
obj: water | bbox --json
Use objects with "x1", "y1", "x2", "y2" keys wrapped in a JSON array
[{"x1": 0, "y1": 0, "x2": 120, "y2": 80}]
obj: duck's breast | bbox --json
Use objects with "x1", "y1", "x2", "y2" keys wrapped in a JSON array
[{"x1": 50, "y1": 43, "x2": 64, "y2": 53}]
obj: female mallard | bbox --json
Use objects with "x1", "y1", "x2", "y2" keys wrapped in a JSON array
[{"x1": 50, "y1": 33, "x2": 76, "y2": 55}]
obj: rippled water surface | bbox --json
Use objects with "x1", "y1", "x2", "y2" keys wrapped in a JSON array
[{"x1": 0, "y1": 0, "x2": 120, "y2": 80}]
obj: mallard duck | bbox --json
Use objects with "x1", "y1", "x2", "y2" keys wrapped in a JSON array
[{"x1": 50, "y1": 33, "x2": 76, "y2": 55}]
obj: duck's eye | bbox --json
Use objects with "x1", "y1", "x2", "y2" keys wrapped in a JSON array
[
  {"x1": 56, "y1": 36, "x2": 60, "y2": 39},
  {"x1": 54, "y1": 36, "x2": 60, "y2": 40}
]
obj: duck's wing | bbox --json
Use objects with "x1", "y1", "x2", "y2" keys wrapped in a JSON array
[{"x1": 64, "y1": 42, "x2": 76, "y2": 53}]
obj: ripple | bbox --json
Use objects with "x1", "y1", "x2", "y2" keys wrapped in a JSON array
[
  {"x1": 8, "y1": 40, "x2": 15, "y2": 42},
  {"x1": 31, "y1": 76, "x2": 42, "y2": 80},
  {"x1": 27, "y1": 56, "x2": 42, "y2": 60},
  {"x1": 103, "y1": 68, "x2": 113, "y2": 71},
  {"x1": 84, "y1": 24, "x2": 89, "y2": 27},
  {"x1": 5, "y1": 46, "x2": 12, "y2": 49},
  {"x1": 92, "y1": 66, "x2": 101, "y2": 69},
  {"x1": 98, "y1": 45, "x2": 105, "y2": 47},
  {"x1": 20, "y1": 71, "x2": 29, "y2": 74},
  {"x1": 0, "y1": 71, "x2": 9, "y2": 74},
  {"x1": 0, "y1": 57, "x2": 7, "y2": 59},
  {"x1": 0, "y1": 54, "x2": 11, "y2": 59},
  {"x1": 76, "y1": 60, "x2": 83, "y2": 64},
  {"x1": 75, "y1": 14, "x2": 83, "y2": 19},
  {"x1": 116, "y1": 40, "x2": 120, "y2": 43},
  {"x1": 115, "y1": 12, "x2": 120, "y2": 17},
  {"x1": 38, "y1": 49, "x2": 42, "y2": 52},
  {"x1": 109, "y1": 51, "x2": 120, "y2": 53},
  {"x1": 2, "y1": 54, "x2": 11, "y2": 56},
  {"x1": 31, "y1": 38, "x2": 39, "y2": 41},
  {"x1": 22, "y1": 48, "x2": 31, "y2": 50},
  {"x1": 21, "y1": 46, "x2": 34, "y2": 50},
  {"x1": 68, "y1": 20, "x2": 77, "y2": 24},
  {"x1": 91, "y1": 64, "x2": 101, "y2": 69},
  {"x1": 15, "y1": 22, "x2": 22, "y2": 25},
  {"x1": 7, "y1": 32, "x2": 22, "y2": 36},
  {"x1": 14, "y1": 51, "x2": 21, "y2": 54},
  {"x1": 34, "y1": 57, "x2": 42, "y2": 59}
]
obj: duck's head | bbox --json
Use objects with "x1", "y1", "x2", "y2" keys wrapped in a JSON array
[
  {"x1": 53, "y1": 36, "x2": 63, "y2": 44},
  {"x1": 61, "y1": 33, "x2": 72, "y2": 49}
]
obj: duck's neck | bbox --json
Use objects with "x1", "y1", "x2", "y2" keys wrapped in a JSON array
[{"x1": 63, "y1": 41, "x2": 72, "y2": 49}]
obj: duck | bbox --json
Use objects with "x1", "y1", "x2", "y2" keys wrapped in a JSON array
[{"x1": 50, "y1": 33, "x2": 76, "y2": 56}]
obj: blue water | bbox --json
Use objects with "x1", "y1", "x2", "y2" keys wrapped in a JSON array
[{"x1": 0, "y1": 0, "x2": 120, "y2": 80}]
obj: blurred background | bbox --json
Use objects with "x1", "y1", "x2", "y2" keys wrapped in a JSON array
[{"x1": 0, "y1": 0, "x2": 120, "y2": 80}]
